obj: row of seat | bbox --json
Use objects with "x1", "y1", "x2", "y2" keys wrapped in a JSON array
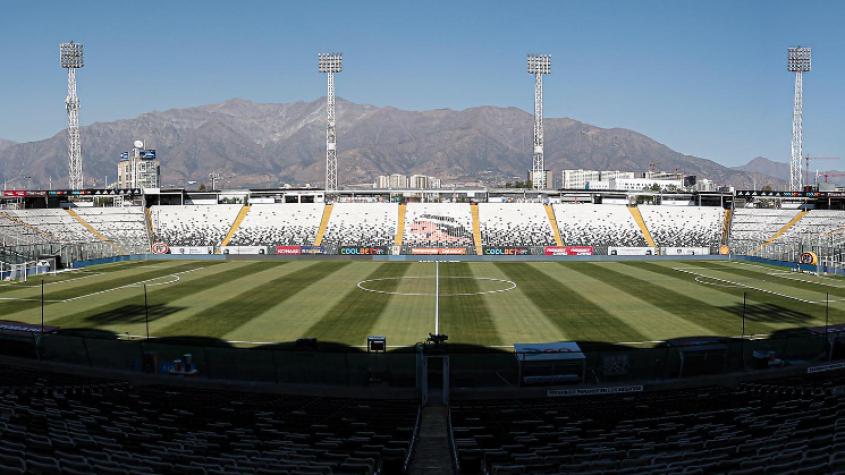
[{"x1": 0, "y1": 364, "x2": 419, "y2": 475}]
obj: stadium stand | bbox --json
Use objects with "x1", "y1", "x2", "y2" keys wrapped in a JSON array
[
  {"x1": 228, "y1": 203, "x2": 324, "y2": 246},
  {"x1": 404, "y1": 203, "x2": 475, "y2": 249},
  {"x1": 773, "y1": 209, "x2": 845, "y2": 244},
  {"x1": 74, "y1": 207, "x2": 149, "y2": 249},
  {"x1": 0, "y1": 363, "x2": 419, "y2": 475},
  {"x1": 451, "y1": 381, "x2": 843, "y2": 475},
  {"x1": 553, "y1": 204, "x2": 647, "y2": 249},
  {"x1": 728, "y1": 208, "x2": 801, "y2": 248},
  {"x1": 151, "y1": 204, "x2": 241, "y2": 247},
  {"x1": 477, "y1": 203, "x2": 556, "y2": 247},
  {"x1": 0, "y1": 211, "x2": 51, "y2": 246},
  {"x1": 321, "y1": 202, "x2": 398, "y2": 247},
  {"x1": 639, "y1": 205, "x2": 724, "y2": 248},
  {"x1": 6, "y1": 209, "x2": 93, "y2": 244}
]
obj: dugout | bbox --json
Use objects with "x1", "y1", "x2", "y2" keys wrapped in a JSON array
[
  {"x1": 667, "y1": 337, "x2": 729, "y2": 378},
  {"x1": 515, "y1": 342, "x2": 586, "y2": 385}
]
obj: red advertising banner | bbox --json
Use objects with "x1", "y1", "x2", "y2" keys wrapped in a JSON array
[
  {"x1": 2, "y1": 190, "x2": 26, "y2": 197},
  {"x1": 544, "y1": 246, "x2": 594, "y2": 256},
  {"x1": 410, "y1": 247, "x2": 468, "y2": 255},
  {"x1": 275, "y1": 245, "x2": 302, "y2": 255}
]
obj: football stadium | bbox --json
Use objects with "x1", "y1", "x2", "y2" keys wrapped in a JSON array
[
  {"x1": 3, "y1": 3, "x2": 845, "y2": 474},
  {"x1": 2, "y1": 194, "x2": 845, "y2": 474}
]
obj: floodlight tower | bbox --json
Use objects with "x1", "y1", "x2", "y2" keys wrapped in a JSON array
[
  {"x1": 788, "y1": 47, "x2": 811, "y2": 191},
  {"x1": 527, "y1": 54, "x2": 551, "y2": 190},
  {"x1": 319, "y1": 53, "x2": 343, "y2": 192},
  {"x1": 60, "y1": 41, "x2": 84, "y2": 189}
]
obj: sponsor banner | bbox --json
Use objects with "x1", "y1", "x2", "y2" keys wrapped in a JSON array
[
  {"x1": 151, "y1": 242, "x2": 170, "y2": 255},
  {"x1": 547, "y1": 385, "x2": 644, "y2": 398},
  {"x1": 275, "y1": 245, "x2": 302, "y2": 255},
  {"x1": 544, "y1": 246, "x2": 594, "y2": 256},
  {"x1": 608, "y1": 247, "x2": 656, "y2": 256},
  {"x1": 807, "y1": 361, "x2": 845, "y2": 374},
  {"x1": 661, "y1": 247, "x2": 710, "y2": 256},
  {"x1": 483, "y1": 247, "x2": 530, "y2": 256},
  {"x1": 0, "y1": 320, "x2": 59, "y2": 334},
  {"x1": 2, "y1": 190, "x2": 26, "y2": 197},
  {"x1": 410, "y1": 247, "x2": 468, "y2": 255},
  {"x1": 339, "y1": 246, "x2": 388, "y2": 255},
  {"x1": 300, "y1": 245, "x2": 324, "y2": 255},
  {"x1": 221, "y1": 246, "x2": 266, "y2": 255},
  {"x1": 171, "y1": 246, "x2": 214, "y2": 255},
  {"x1": 800, "y1": 251, "x2": 819, "y2": 265}
]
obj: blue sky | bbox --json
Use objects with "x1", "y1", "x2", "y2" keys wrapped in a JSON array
[{"x1": 0, "y1": 0, "x2": 843, "y2": 168}]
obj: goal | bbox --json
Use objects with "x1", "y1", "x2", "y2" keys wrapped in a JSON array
[{"x1": 1, "y1": 258, "x2": 57, "y2": 282}]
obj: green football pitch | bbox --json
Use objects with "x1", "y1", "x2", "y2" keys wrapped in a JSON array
[{"x1": 1, "y1": 259, "x2": 843, "y2": 348}]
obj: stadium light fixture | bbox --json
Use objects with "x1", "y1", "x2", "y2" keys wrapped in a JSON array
[
  {"x1": 60, "y1": 41, "x2": 84, "y2": 189},
  {"x1": 527, "y1": 54, "x2": 551, "y2": 190},
  {"x1": 319, "y1": 53, "x2": 343, "y2": 192},
  {"x1": 788, "y1": 46, "x2": 811, "y2": 192}
]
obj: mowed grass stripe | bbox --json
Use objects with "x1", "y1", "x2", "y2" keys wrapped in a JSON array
[
  {"x1": 440, "y1": 263, "x2": 502, "y2": 346},
  {"x1": 622, "y1": 261, "x2": 827, "y2": 333},
  {"x1": 0, "y1": 261, "x2": 220, "y2": 315},
  {"x1": 159, "y1": 262, "x2": 349, "y2": 339},
  {"x1": 0, "y1": 260, "x2": 167, "y2": 294},
  {"x1": 367, "y1": 263, "x2": 437, "y2": 346},
  {"x1": 538, "y1": 263, "x2": 712, "y2": 341},
  {"x1": 46, "y1": 261, "x2": 281, "y2": 329},
  {"x1": 467, "y1": 263, "x2": 567, "y2": 344},
  {"x1": 694, "y1": 261, "x2": 845, "y2": 299},
  {"x1": 589, "y1": 262, "x2": 770, "y2": 336},
  {"x1": 303, "y1": 263, "x2": 412, "y2": 344},
  {"x1": 497, "y1": 263, "x2": 646, "y2": 343}
]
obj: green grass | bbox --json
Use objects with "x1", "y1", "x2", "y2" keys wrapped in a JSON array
[{"x1": 3, "y1": 258, "x2": 843, "y2": 348}]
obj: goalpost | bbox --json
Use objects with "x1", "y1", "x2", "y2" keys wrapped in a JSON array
[{"x1": 1, "y1": 257, "x2": 57, "y2": 282}]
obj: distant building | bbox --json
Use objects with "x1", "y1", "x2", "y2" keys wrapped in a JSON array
[
  {"x1": 528, "y1": 170, "x2": 554, "y2": 188},
  {"x1": 375, "y1": 175, "x2": 390, "y2": 188},
  {"x1": 375, "y1": 174, "x2": 441, "y2": 189},
  {"x1": 562, "y1": 169, "x2": 634, "y2": 189},
  {"x1": 117, "y1": 143, "x2": 160, "y2": 189},
  {"x1": 611, "y1": 177, "x2": 683, "y2": 191}
]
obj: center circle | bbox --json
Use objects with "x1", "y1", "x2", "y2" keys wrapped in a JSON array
[{"x1": 357, "y1": 276, "x2": 517, "y2": 297}]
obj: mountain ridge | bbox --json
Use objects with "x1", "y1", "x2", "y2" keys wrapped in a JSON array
[{"x1": 0, "y1": 98, "x2": 785, "y2": 190}]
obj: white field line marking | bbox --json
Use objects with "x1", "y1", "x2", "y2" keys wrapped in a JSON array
[
  {"x1": 673, "y1": 267, "x2": 820, "y2": 304},
  {"x1": 730, "y1": 261, "x2": 845, "y2": 288},
  {"x1": 62, "y1": 269, "x2": 201, "y2": 302},
  {"x1": 0, "y1": 268, "x2": 202, "y2": 304},
  {"x1": 357, "y1": 276, "x2": 517, "y2": 297},
  {"x1": 0, "y1": 272, "x2": 107, "y2": 289}
]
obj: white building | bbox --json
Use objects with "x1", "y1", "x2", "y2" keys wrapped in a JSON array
[
  {"x1": 562, "y1": 169, "x2": 635, "y2": 189},
  {"x1": 610, "y1": 177, "x2": 684, "y2": 191},
  {"x1": 562, "y1": 169, "x2": 601, "y2": 189},
  {"x1": 117, "y1": 144, "x2": 160, "y2": 189}
]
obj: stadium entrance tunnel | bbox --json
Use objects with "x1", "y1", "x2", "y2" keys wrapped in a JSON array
[{"x1": 357, "y1": 275, "x2": 517, "y2": 296}]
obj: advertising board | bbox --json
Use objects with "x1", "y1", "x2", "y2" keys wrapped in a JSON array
[
  {"x1": 608, "y1": 247, "x2": 656, "y2": 256},
  {"x1": 544, "y1": 246, "x2": 594, "y2": 256},
  {"x1": 275, "y1": 246, "x2": 302, "y2": 255},
  {"x1": 339, "y1": 246, "x2": 388, "y2": 255}
]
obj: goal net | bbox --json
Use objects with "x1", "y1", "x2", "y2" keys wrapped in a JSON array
[{"x1": 1, "y1": 258, "x2": 57, "y2": 282}]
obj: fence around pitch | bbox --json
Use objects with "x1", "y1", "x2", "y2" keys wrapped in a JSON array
[{"x1": 4, "y1": 330, "x2": 834, "y2": 389}]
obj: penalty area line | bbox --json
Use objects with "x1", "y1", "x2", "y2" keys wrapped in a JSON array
[{"x1": 674, "y1": 267, "x2": 820, "y2": 304}]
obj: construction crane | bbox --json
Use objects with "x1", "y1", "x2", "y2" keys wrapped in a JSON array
[
  {"x1": 822, "y1": 172, "x2": 845, "y2": 184},
  {"x1": 804, "y1": 156, "x2": 840, "y2": 187}
]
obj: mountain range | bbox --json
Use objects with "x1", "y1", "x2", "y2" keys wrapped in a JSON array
[
  {"x1": 0, "y1": 98, "x2": 788, "y2": 190},
  {"x1": 732, "y1": 156, "x2": 845, "y2": 186}
]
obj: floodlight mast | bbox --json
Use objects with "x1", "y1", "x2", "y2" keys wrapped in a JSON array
[
  {"x1": 788, "y1": 47, "x2": 811, "y2": 192},
  {"x1": 528, "y1": 54, "x2": 551, "y2": 190},
  {"x1": 60, "y1": 42, "x2": 84, "y2": 190},
  {"x1": 319, "y1": 53, "x2": 342, "y2": 192}
]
